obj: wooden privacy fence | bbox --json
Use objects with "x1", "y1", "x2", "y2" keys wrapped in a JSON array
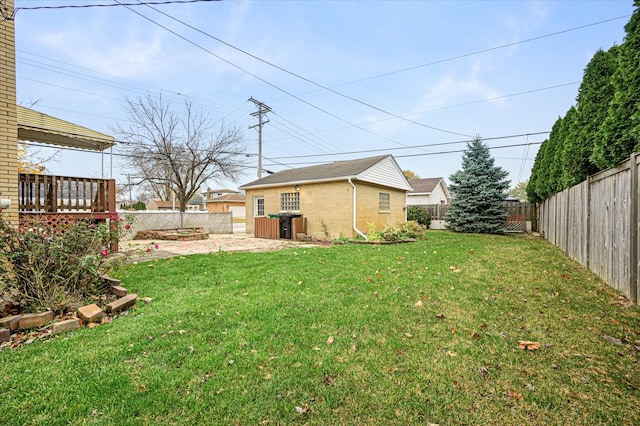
[
  {"x1": 539, "y1": 152, "x2": 639, "y2": 304},
  {"x1": 414, "y1": 201, "x2": 537, "y2": 232},
  {"x1": 254, "y1": 216, "x2": 307, "y2": 240}
]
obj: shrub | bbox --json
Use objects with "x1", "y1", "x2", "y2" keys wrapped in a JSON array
[
  {"x1": 378, "y1": 223, "x2": 403, "y2": 241},
  {"x1": 407, "y1": 206, "x2": 431, "y2": 228},
  {"x1": 366, "y1": 222, "x2": 426, "y2": 242},
  {"x1": 399, "y1": 220, "x2": 427, "y2": 239},
  {"x1": 366, "y1": 222, "x2": 384, "y2": 242},
  {"x1": 0, "y1": 213, "x2": 134, "y2": 313}
]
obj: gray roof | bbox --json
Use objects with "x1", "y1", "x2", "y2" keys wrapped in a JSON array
[
  {"x1": 409, "y1": 178, "x2": 444, "y2": 194},
  {"x1": 240, "y1": 155, "x2": 392, "y2": 189}
]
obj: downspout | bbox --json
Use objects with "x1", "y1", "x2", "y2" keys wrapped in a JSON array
[{"x1": 348, "y1": 178, "x2": 367, "y2": 239}]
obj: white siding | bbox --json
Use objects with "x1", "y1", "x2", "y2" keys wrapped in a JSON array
[{"x1": 358, "y1": 156, "x2": 413, "y2": 191}]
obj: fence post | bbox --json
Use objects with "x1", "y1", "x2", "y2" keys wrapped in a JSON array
[
  {"x1": 629, "y1": 152, "x2": 638, "y2": 303},
  {"x1": 586, "y1": 178, "x2": 591, "y2": 271}
]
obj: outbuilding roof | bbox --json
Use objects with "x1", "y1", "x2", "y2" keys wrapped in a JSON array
[
  {"x1": 409, "y1": 178, "x2": 445, "y2": 194},
  {"x1": 240, "y1": 155, "x2": 413, "y2": 191},
  {"x1": 206, "y1": 194, "x2": 245, "y2": 203}
]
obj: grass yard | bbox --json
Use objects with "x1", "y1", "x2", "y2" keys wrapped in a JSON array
[{"x1": 1, "y1": 231, "x2": 639, "y2": 425}]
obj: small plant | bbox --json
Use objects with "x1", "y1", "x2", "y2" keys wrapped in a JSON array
[
  {"x1": 0, "y1": 213, "x2": 135, "y2": 313},
  {"x1": 365, "y1": 221, "x2": 426, "y2": 242},
  {"x1": 320, "y1": 218, "x2": 331, "y2": 240},
  {"x1": 366, "y1": 222, "x2": 383, "y2": 242},
  {"x1": 378, "y1": 223, "x2": 402, "y2": 241},
  {"x1": 407, "y1": 206, "x2": 431, "y2": 228},
  {"x1": 331, "y1": 233, "x2": 351, "y2": 244},
  {"x1": 399, "y1": 220, "x2": 427, "y2": 240}
]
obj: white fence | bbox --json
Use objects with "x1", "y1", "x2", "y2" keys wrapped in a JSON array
[{"x1": 119, "y1": 211, "x2": 233, "y2": 241}]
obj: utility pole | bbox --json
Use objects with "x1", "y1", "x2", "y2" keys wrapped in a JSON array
[{"x1": 248, "y1": 97, "x2": 271, "y2": 178}]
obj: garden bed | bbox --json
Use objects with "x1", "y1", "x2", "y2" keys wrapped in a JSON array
[{"x1": 134, "y1": 228, "x2": 209, "y2": 241}]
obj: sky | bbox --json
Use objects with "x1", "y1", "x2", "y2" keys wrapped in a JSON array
[{"x1": 13, "y1": 0, "x2": 636, "y2": 196}]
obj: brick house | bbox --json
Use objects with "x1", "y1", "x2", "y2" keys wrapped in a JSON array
[
  {"x1": 239, "y1": 155, "x2": 413, "y2": 240},
  {"x1": 204, "y1": 188, "x2": 246, "y2": 219}
]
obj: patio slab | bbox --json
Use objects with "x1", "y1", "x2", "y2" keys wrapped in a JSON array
[{"x1": 120, "y1": 233, "x2": 325, "y2": 261}]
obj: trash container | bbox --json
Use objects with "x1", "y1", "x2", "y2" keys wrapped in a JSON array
[{"x1": 278, "y1": 213, "x2": 302, "y2": 239}]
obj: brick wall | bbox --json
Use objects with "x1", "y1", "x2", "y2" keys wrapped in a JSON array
[{"x1": 0, "y1": 0, "x2": 18, "y2": 223}]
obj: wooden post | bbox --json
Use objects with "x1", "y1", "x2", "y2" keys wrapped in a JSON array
[
  {"x1": 629, "y1": 153, "x2": 638, "y2": 303},
  {"x1": 586, "y1": 176, "x2": 592, "y2": 271},
  {"x1": 108, "y1": 179, "x2": 116, "y2": 213}
]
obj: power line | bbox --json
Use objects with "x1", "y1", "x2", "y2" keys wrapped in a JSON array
[
  {"x1": 262, "y1": 141, "x2": 544, "y2": 168},
  {"x1": 115, "y1": 0, "x2": 419, "y2": 149},
  {"x1": 13, "y1": 0, "x2": 219, "y2": 14},
  {"x1": 267, "y1": 132, "x2": 550, "y2": 160},
  {"x1": 140, "y1": 0, "x2": 472, "y2": 138},
  {"x1": 17, "y1": 55, "x2": 249, "y2": 120},
  {"x1": 332, "y1": 14, "x2": 632, "y2": 87}
]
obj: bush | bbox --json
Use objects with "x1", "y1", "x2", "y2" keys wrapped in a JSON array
[
  {"x1": 0, "y1": 213, "x2": 134, "y2": 313},
  {"x1": 366, "y1": 221, "x2": 427, "y2": 242},
  {"x1": 399, "y1": 221, "x2": 427, "y2": 239},
  {"x1": 407, "y1": 206, "x2": 431, "y2": 228}
]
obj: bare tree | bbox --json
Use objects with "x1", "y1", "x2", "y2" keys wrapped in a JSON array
[{"x1": 114, "y1": 94, "x2": 247, "y2": 216}]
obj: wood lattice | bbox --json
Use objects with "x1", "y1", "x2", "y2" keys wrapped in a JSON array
[{"x1": 504, "y1": 214, "x2": 527, "y2": 233}]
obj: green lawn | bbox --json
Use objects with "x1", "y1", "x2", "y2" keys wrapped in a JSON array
[{"x1": 1, "y1": 231, "x2": 639, "y2": 425}]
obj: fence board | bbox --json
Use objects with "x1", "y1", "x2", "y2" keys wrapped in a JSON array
[
  {"x1": 540, "y1": 152, "x2": 639, "y2": 303},
  {"x1": 255, "y1": 217, "x2": 279, "y2": 239},
  {"x1": 417, "y1": 202, "x2": 537, "y2": 221}
]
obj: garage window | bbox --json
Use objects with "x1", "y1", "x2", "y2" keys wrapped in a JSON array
[
  {"x1": 281, "y1": 192, "x2": 300, "y2": 211},
  {"x1": 379, "y1": 192, "x2": 390, "y2": 212}
]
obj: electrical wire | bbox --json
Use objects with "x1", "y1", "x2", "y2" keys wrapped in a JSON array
[
  {"x1": 331, "y1": 15, "x2": 632, "y2": 88},
  {"x1": 267, "y1": 132, "x2": 549, "y2": 160},
  {"x1": 114, "y1": 0, "x2": 421, "y2": 149},
  {"x1": 139, "y1": 0, "x2": 473, "y2": 138},
  {"x1": 262, "y1": 141, "x2": 544, "y2": 168},
  {"x1": 14, "y1": 0, "x2": 219, "y2": 13}
]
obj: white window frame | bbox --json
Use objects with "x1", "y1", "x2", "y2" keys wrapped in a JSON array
[{"x1": 255, "y1": 196, "x2": 265, "y2": 217}]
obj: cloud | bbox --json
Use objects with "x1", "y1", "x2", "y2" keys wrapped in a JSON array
[{"x1": 34, "y1": 15, "x2": 166, "y2": 80}]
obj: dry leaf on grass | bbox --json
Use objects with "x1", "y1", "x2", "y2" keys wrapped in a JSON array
[
  {"x1": 295, "y1": 403, "x2": 309, "y2": 414},
  {"x1": 324, "y1": 374, "x2": 335, "y2": 385},
  {"x1": 327, "y1": 336, "x2": 334, "y2": 345},
  {"x1": 518, "y1": 341, "x2": 542, "y2": 351},
  {"x1": 507, "y1": 390, "x2": 523, "y2": 401},
  {"x1": 414, "y1": 300, "x2": 424, "y2": 307},
  {"x1": 601, "y1": 334, "x2": 623, "y2": 346}
]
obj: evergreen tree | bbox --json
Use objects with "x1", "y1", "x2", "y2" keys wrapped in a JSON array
[
  {"x1": 592, "y1": 0, "x2": 640, "y2": 168},
  {"x1": 445, "y1": 137, "x2": 510, "y2": 233},
  {"x1": 527, "y1": 139, "x2": 547, "y2": 203},
  {"x1": 539, "y1": 117, "x2": 564, "y2": 199},
  {"x1": 563, "y1": 46, "x2": 619, "y2": 187}
]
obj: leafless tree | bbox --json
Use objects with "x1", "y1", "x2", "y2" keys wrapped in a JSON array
[{"x1": 114, "y1": 94, "x2": 247, "y2": 215}]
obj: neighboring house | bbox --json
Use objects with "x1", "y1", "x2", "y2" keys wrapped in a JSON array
[
  {"x1": 205, "y1": 193, "x2": 246, "y2": 219},
  {"x1": 407, "y1": 178, "x2": 451, "y2": 205},
  {"x1": 186, "y1": 203, "x2": 204, "y2": 211},
  {"x1": 204, "y1": 188, "x2": 241, "y2": 200},
  {"x1": 239, "y1": 155, "x2": 413, "y2": 240},
  {"x1": 147, "y1": 200, "x2": 176, "y2": 211}
]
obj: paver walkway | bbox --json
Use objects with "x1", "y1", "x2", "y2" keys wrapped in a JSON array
[{"x1": 120, "y1": 233, "x2": 325, "y2": 261}]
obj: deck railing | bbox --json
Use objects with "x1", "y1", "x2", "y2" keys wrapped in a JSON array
[{"x1": 18, "y1": 173, "x2": 116, "y2": 214}]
